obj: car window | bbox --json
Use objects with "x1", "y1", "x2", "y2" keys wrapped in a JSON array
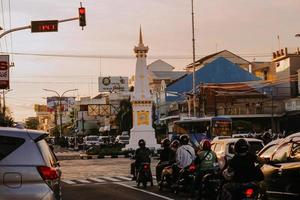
[
  {"x1": 272, "y1": 143, "x2": 292, "y2": 163},
  {"x1": 36, "y1": 139, "x2": 58, "y2": 167},
  {"x1": 228, "y1": 143, "x2": 235, "y2": 154},
  {"x1": 290, "y1": 142, "x2": 300, "y2": 162},
  {"x1": 260, "y1": 144, "x2": 279, "y2": 158},
  {"x1": 249, "y1": 142, "x2": 264, "y2": 154},
  {"x1": 0, "y1": 136, "x2": 25, "y2": 161}
]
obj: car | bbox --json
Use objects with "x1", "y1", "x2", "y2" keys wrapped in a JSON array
[
  {"x1": 258, "y1": 139, "x2": 283, "y2": 160},
  {"x1": 0, "y1": 127, "x2": 61, "y2": 200},
  {"x1": 261, "y1": 136, "x2": 300, "y2": 200},
  {"x1": 115, "y1": 135, "x2": 130, "y2": 145},
  {"x1": 211, "y1": 138, "x2": 264, "y2": 170},
  {"x1": 83, "y1": 135, "x2": 101, "y2": 148}
]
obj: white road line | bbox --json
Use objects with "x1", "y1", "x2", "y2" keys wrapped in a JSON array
[
  {"x1": 88, "y1": 178, "x2": 106, "y2": 183},
  {"x1": 62, "y1": 180, "x2": 76, "y2": 184},
  {"x1": 115, "y1": 182, "x2": 174, "y2": 200},
  {"x1": 102, "y1": 177, "x2": 121, "y2": 182},
  {"x1": 76, "y1": 179, "x2": 91, "y2": 184},
  {"x1": 116, "y1": 176, "x2": 132, "y2": 181}
]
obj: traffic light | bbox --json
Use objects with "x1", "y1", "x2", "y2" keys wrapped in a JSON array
[{"x1": 78, "y1": 7, "x2": 86, "y2": 28}]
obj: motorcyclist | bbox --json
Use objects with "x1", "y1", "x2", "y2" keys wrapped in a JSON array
[
  {"x1": 195, "y1": 139, "x2": 218, "y2": 176},
  {"x1": 170, "y1": 140, "x2": 180, "y2": 164},
  {"x1": 220, "y1": 138, "x2": 265, "y2": 200},
  {"x1": 156, "y1": 138, "x2": 173, "y2": 183},
  {"x1": 172, "y1": 134, "x2": 196, "y2": 185},
  {"x1": 130, "y1": 139, "x2": 151, "y2": 180}
]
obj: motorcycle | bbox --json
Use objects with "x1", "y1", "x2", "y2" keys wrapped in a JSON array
[
  {"x1": 158, "y1": 165, "x2": 173, "y2": 191},
  {"x1": 136, "y1": 163, "x2": 153, "y2": 188},
  {"x1": 173, "y1": 163, "x2": 197, "y2": 197},
  {"x1": 200, "y1": 170, "x2": 223, "y2": 200},
  {"x1": 236, "y1": 182, "x2": 265, "y2": 200}
]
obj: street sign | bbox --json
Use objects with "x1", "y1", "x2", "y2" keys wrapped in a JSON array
[
  {"x1": 98, "y1": 76, "x2": 129, "y2": 93},
  {"x1": 31, "y1": 20, "x2": 58, "y2": 33},
  {"x1": 0, "y1": 55, "x2": 9, "y2": 89}
]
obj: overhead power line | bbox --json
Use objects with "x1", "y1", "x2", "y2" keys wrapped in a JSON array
[{"x1": 0, "y1": 51, "x2": 273, "y2": 60}]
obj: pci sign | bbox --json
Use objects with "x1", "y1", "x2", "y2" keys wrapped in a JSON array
[
  {"x1": 31, "y1": 20, "x2": 58, "y2": 33},
  {"x1": 0, "y1": 55, "x2": 9, "y2": 89}
]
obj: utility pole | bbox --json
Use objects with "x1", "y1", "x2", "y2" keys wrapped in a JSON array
[
  {"x1": 271, "y1": 87, "x2": 274, "y2": 133},
  {"x1": 191, "y1": 0, "x2": 197, "y2": 117}
]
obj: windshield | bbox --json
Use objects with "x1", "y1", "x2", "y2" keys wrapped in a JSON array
[
  {"x1": 259, "y1": 144, "x2": 279, "y2": 158},
  {"x1": 228, "y1": 141, "x2": 264, "y2": 154}
]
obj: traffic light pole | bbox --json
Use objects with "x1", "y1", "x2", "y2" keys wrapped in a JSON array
[{"x1": 0, "y1": 17, "x2": 79, "y2": 39}]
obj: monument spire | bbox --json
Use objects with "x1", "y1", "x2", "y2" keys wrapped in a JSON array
[{"x1": 139, "y1": 26, "x2": 143, "y2": 46}]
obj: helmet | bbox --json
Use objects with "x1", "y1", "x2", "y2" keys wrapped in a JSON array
[
  {"x1": 179, "y1": 134, "x2": 189, "y2": 145},
  {"x1": 138, "y1": 139, "x2": 146, "y2": 147},
  {"x1": 200, "y1": 139, "x2": 211, "y2": 151},
  {"x1": 161, "y1": 138, "x2": 171, "y2": 148},
  {"x1": 234, "y1": 138, "x2": 249, "y2": 154},
  {"x1": 171, "y1": 140, "x2": 180, "y2": 149}
]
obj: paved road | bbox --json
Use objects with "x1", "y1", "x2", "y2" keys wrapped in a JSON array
[{"x1": 62, "y1": 181, "x2": 190, "y2": 200}]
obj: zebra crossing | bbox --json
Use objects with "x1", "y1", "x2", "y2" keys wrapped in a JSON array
[{"x1": 62, "y1": 175, "x2": 157, "y2": 185}]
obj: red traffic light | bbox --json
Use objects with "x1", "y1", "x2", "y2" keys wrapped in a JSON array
[
  {"x1": 78, "y1": 7, "x2": 86, "y2": 28},
  {"x1": 79, "y1": 7, "x2": 85, "y2": 15}
]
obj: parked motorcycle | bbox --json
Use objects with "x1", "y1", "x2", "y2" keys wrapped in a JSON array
[{"x1": 136, "y1": 163, "x2": 153, "y2": 188}]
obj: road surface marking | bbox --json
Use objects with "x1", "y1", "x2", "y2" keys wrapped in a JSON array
[
  {"x1": 115, "y1": 176, "x2": 132, "y2": 181},
  {"x1": 116, "y1": 182, "x2": 174, "y2": 200},
  {"x1": 62, "y1": 180, "x2": 76, "y2": 184},
  {"x1": 88, "y1": 178, "x2": 106, "y2": 183},
  {"x1": 102, "y1": 177, "x2": 121, "y2": 182},
  {"x1": 76, "y1": 179, "x2": 91, "y2": 184}
]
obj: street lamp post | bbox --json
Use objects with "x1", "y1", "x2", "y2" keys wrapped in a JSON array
[{"x1": 43, "y1": 89, "x2": 78, "y2": 137}]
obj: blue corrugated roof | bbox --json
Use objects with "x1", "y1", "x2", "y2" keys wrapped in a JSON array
[{"x1": 166, "y1": 57, "x2": 260, "y2": 102}]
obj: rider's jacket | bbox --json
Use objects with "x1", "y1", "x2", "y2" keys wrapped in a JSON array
[
  {"x1": 135, "y1": 147, "x2": 151, "y2": 167},
  {"x1": 228, "y1": 152, "x2": 259, "y2": 183},
  {"x1": 176, "y1": 145, "x2": 196, "y2": 168},
  {"x1": 195, "y1": 150, "x2": 218, "y2": 172}
]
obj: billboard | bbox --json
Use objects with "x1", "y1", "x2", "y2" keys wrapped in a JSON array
[
  {"x1": 0, "y1": 55, "x2": 9, "y2": 89},
  {"x1": 98, "y1": 76, "x2": 128, "y2": 92},
  {"x1": 46, "y1": 96, "x2": 75, "y2": 112}
]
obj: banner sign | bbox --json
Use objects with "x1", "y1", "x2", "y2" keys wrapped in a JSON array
[
  {"x1": 98, "y1": 76, "x2": 128, "y2": 92},
  {"x1": 137, "y1": 111, "x2": 150, "y2": 126},
  {"x1": 46, "y1": 96, "x2": 75, "y2": 112},
  {"x1": 0, "y1": 55, "x2": 9, "y2": 89}
]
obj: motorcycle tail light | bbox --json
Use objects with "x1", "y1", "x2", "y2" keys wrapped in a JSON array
[
  {"x1": 245, "y1": 188, "x2": 254, "y2": 197},
  {"x1": 143, "y1": 164, "x2": 149, "y2": 170},
  {"x1": 188, "y1": 163, "x2": 196, "y2": 173}
]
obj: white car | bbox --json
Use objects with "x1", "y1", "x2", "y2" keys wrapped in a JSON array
[
  {"x1": 115, "y1": 135, "x2": 130, "y2": 145},
  {"x1": 83, "y1": 136, "x2": 101, "y2": 147},
  {"x1": 211, "y1": 138, "x2": 264, "y2": 169}
]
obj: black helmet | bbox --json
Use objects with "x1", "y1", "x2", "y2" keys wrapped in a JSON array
[
  {"x1": 234, "y1": 138, "x2": 249, "y2": 155},
  {"x1": 171, "y1": 140, "x2": 180, "y2": 149},
  {"x1": 179, "y1": 134, "x2": 189, "y2": 145},
  {"x1": 138, "y1": 139, "x2": 146, "y2": 147},
  {"x1": 161, "y1": 138, "x2": 171, "y2": 148}
]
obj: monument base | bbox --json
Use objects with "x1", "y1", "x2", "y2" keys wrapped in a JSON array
[{"x1": 125, "y1": 129, "x2": 160, "y2": 150}]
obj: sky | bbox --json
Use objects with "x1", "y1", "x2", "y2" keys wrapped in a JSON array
[{"x1": 1, "y1": 0, "x2": 300, "y2": 121}]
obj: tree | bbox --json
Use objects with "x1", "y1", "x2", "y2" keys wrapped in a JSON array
[
  {"x1": 0, "y1": 106, "x2": 14, "y2": 127},
  {"x1": 116, "y1": 99, "x2": 132, "y2": 133},
  {"x1": 25, "y1": 117, "x2": 39, "y2": 130}
]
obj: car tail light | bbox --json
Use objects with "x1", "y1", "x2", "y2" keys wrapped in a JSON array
[
  {"x1": 37, "y1": 166, "x2": 59, "y2": 180},
  {"x1": 244, "y1": 188, "x2": 254, "y2": 197},
  {"x1": 188, "y1": 163, "x2": 196, "y2": 173}
]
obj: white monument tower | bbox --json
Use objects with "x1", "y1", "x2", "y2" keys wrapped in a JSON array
[{"x1": 126, "y1": 28, "x2": 160, "y2": 150}]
